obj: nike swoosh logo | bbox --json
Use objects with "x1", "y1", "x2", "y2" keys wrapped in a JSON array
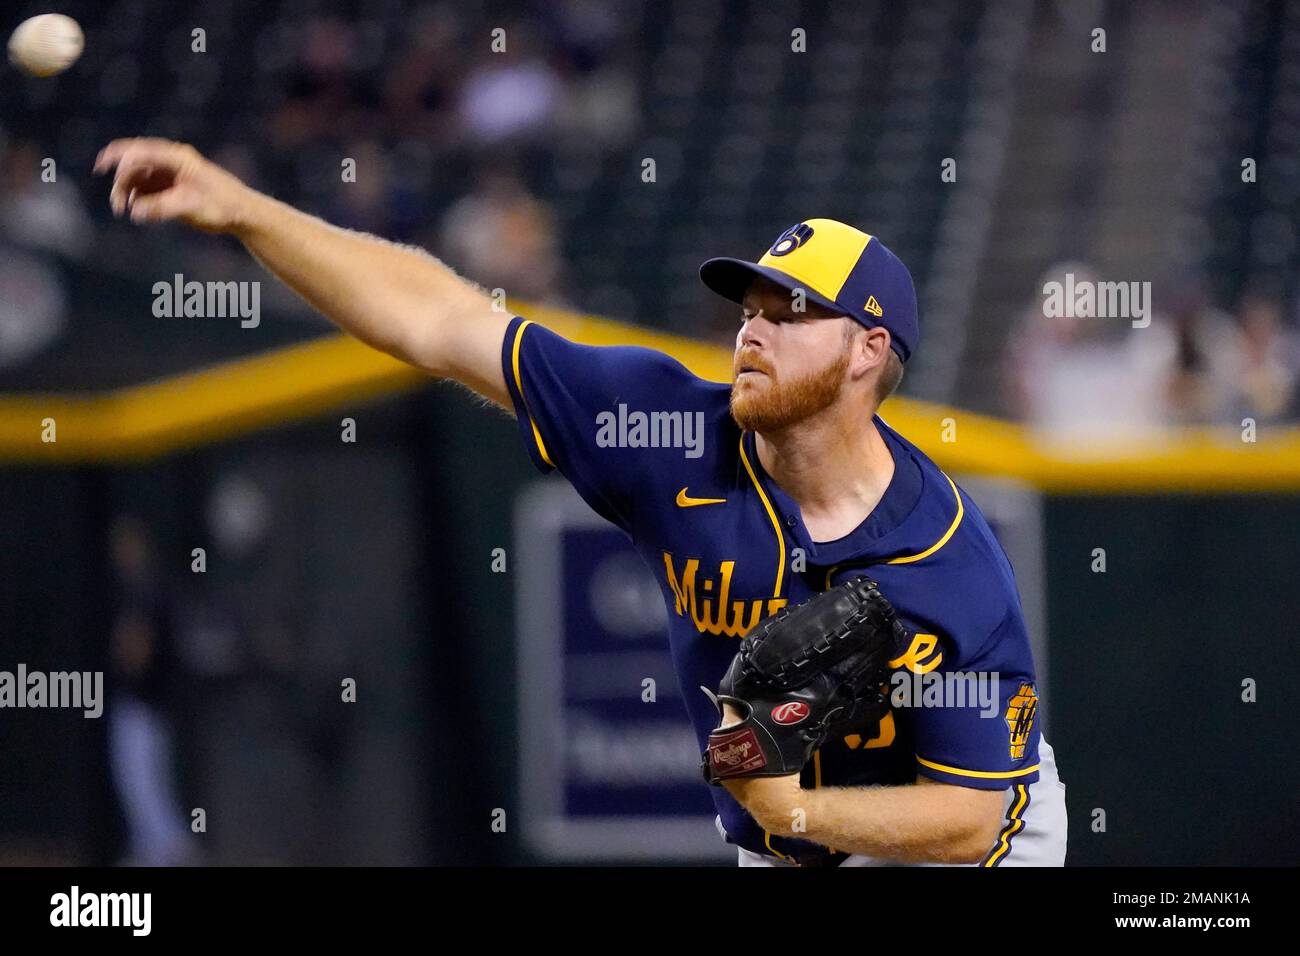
[{"x1": 676, "y1": 487, "x2": 727, "y2": 508}]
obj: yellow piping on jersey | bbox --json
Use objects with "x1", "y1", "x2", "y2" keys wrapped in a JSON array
[
  {"x1": 885, "y1": 472, "x2": 964, "y2": 565},
  {"x1": 510, "y1": 320, "x2": 555, "y2": 469},
  {"x1": 739, "y1": 434, "x2": 785, "y2": 598},
  {"x1": 982, "y1": 783, "x2": 1030, "y2": 867},
  {"x1": 763, "y1": 829, "x2": 795, "y2": 864},
  {"x1": 916, "y1": 756, "x2": 1040, "y2": 779},
  {"x1": 819, "y1": 473, "x2": 965, "y2": 590}
]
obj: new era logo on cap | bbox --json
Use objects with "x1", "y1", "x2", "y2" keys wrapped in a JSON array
[{"x1": 698, "y1": 218, "x2": 920, "y2": 361}]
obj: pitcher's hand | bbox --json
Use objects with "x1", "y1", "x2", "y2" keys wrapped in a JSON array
[{"x1": 94, "y1": 138, "x2": 255, "y2": 234}]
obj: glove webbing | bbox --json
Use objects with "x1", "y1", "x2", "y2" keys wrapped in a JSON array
[{"x1": 743, "y1": 580, "x2": 885, "y2": 691}]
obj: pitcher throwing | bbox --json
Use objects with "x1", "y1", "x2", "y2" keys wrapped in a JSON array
[{"x1": 95, "y1": 138, "x2": 1067, "y2": 866}]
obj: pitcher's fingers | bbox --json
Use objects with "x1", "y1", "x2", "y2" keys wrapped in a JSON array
[
  {"x1": 128, "y1": 189, "x2": 185, "y2": 224},
  {"x1": 109, "y1": 162, "x2": 157, "y2": 217},
  {"x1": 95, "y1": 137, "x2": 185, "y2": 175},
  {"x1": 109, "y1": 145, "x2": 180, "y2": 215}
]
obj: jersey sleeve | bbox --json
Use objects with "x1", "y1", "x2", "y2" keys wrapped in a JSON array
[
  {"x1": 500, "y1": 315, "x2": 712, "y2": 532},
  {"x1": 906, "y1": 612, "x2": 1043, "y2": 791}
]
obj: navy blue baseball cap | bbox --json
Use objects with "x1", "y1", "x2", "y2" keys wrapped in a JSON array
[{"x1": 699, "y1": 219, "x2": 920, "y2": 361}]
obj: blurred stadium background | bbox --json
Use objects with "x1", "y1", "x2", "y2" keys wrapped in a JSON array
[{"x1": 1, "y1": 0, "x2": 1298, "y2": 865}]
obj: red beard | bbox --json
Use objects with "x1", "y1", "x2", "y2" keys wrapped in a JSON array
[{"x1": 730, "y1": 349, "x2": 850, "y2": 432}]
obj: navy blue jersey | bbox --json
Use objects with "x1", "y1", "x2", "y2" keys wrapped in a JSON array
[{"x1": 502, "y1": 316, "x2": 1047, "y2": 860}]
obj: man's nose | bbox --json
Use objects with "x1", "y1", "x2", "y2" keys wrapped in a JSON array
[{"x1": 739, "y1": 313, "x2": 774, "y2": 346}]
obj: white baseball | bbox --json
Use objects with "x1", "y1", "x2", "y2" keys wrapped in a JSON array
[{"x1": 8, "y1": 13, "x2": 84, "y2": 78}]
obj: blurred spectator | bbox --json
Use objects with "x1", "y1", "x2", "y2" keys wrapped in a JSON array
[
  {"x1": 547, "y1": 1, "x2": 638, "y2": 147},
  {"x1": 174, "y1": 472, "x2": 281, "y2": 685},
  {"x1": 270, "y1": 16, "x2": 373, "y2": 151},
  {"x1": 328, "y1": 140, "x2": 397, "y2": 235},
  {"x1": 0, "y1": 243, "x2": 66, "y2": 370},
  {"x1": 0, "y1": 139, "x2": 93, "y2": 259},
  {"x1": 107, "y1": 515, "x2": 201, "y2": 867},
  {"x1": 456, "y1": 22, "x2": 562, "y2": 146},
  {"x1": 436, "y1": 166, "x2": 564, "y2": 302},
  {"x1": 1003, "y1": 262, "x2": 1175, "y2": 453},
  {"x1": 172, "y1": 472, "x2": 353, "y2": 863},
  {"x1": 380, "y1": 3, "x2": 465, "y2": 149},
  {"x1": 1230, "y1": 292, "x2": 1300, "y2": 423},
  {"x1": 1159, "y1": 276, "x2": 1246, "y2": 426},
  {"x1": 551, "y1": 59, "x2": 638, "y2": 149}
]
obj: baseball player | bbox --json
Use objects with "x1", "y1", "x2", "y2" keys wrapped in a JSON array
[{"x1": 95, "y1": 139, "x2": 1067, "y2": 867}]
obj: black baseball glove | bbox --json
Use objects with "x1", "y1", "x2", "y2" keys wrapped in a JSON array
[{"x1": 700, "y1": 576, "x2": 909, "y2": 784}]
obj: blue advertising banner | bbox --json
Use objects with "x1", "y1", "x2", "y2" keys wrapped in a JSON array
[{"x1": 514, "y1": 480, "x2": 730, "y2": 861}]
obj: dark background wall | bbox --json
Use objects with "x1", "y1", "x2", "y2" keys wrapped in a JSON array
[{"x1": 1045, "y1": 495, "x2": 1300, "y2": 865}]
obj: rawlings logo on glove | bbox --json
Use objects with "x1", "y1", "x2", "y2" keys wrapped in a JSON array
[
  {"x1": 700, "y1": 576, "x2": 910, "y2": 785},
  {"x1": 707, "y1": 727, "x2": 766, "y2": 774},
  {"x1": 771, "y1": 701, "x2": 810, "y2": 725}
]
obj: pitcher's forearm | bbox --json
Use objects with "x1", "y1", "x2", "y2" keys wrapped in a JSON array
[
  {"x1": 96, "y1": 137, "x2": 514, "y2": 404},
  {"x1": 795, "y1": 781, "x2": 1003, "y2": 864},
  {"x1": 232, "y1": 189, "x2": 497, "y2": 373},
  {"x1": 726, "y1": 773, "x2": 1005, "y2": 864}
]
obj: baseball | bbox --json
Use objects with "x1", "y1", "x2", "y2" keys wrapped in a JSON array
[{"x1": 8, "y1": 13, "x2": 84, "y2": 78}]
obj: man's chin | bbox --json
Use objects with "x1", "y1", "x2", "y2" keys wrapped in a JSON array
[{"x1": 730, "y1": 394, "x2": 786, "y2": 433}]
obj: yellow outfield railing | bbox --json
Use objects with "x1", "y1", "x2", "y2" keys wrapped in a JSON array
[{"x1": 1, "y1": 299, "x2": 1297, "y2": 492}]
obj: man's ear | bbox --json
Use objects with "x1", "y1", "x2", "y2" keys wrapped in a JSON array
[{"x1": 849, "y1": 326, "x2": 892, "y2": 381}]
